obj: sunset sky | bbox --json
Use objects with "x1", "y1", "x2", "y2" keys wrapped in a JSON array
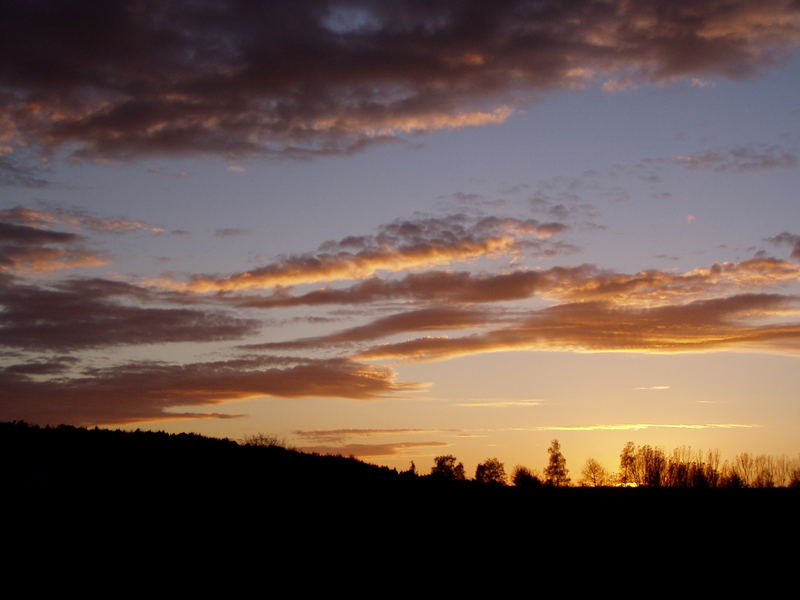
[{"x1": 2, "y1": 0, "x2": 799, "y2": 476}]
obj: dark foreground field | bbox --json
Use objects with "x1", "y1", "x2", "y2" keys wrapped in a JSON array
[{"x1": 4, "y1": 421, "x2": 798, "y2": 552}]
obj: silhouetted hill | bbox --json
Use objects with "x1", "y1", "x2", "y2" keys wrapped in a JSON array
[{"x1": 3, "y1": 421, "x2": 798, "y2": 544}]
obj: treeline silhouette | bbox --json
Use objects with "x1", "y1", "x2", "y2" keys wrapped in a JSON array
[
  {"x1": 5, "y1": 421, "x2": 799, "y2": 539},
  {"x1": 429, "y1": 439, "x2": 800, "y2": 488},
  {"x1": 5, "y1": 422, "x2": 799, "y2": 494}
]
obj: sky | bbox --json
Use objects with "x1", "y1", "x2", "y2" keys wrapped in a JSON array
[{"x1": 2, "y1": 0, "x2": 800, "y2": 477}]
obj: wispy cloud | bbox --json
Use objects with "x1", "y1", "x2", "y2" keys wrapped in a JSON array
[
  {"x1": 454, "y1": 399, "x2": 544, "y2": 407},
  {"x1": 0, "y1": 205, "x2": 165, "y2": 234},
  {"x1": 298, "y1": 441, "x2": 448, "y2": 457},
  {"x1": 674, "y1": 145, "x2": 798, "y2": 172},
  {"x1": 294, "y1": 427, "x2": 451, "y2": 444},
  {"x1": 767, "y1": 232, "x2": 800, "y2": 259},
  {"x1": 160, "y1": 215, "x2": 567, "y2": 292},
  {"x1": 519, "y1": 423, "x2": 758, "y2": 432},
  {"x1": 358, "y1": 294, "x2": 800, "y2": 361}
]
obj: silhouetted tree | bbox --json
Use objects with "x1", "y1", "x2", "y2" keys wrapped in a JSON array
[
  {"x1": 619, "y1": 441, "x2": 636, "y2": 486},
  {"x1": 544, "y1": 439, "x2": 570, "y2": 487},
  {"x1": 579, "y1": 458, "x2": 609, "y2": 487},
  {"x1": 474, "y1": 458, "x2": 507, "y2": 485},
  {"x1": 512, "y1": 465, "x2": 542, "y2": 488},
  {"x1": 430, "y1": 455, "x2": 466, "y2": 481},
  {"x1": 636, "y1": 445, "x2": 666, "y2": 487}
]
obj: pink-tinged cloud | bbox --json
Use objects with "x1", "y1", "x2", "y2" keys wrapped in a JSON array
[
  {"x1": 0, "y1": 357, "x2": 417, "y2": 426},
  {"x1": 164, "y1": 215, "x2": 566, "y2": 292},
  {"x1": 357, "y1": 294, "x2": 800, "y2": 361},
  {"x1": 243, "y1": 307, "x2": 498, "y2": 351},
  {"x1": 2, "y1": 1, "x2": 798, "y2": 159},
  {"x1": 0, "y1": 221, "x2": 108, "y2": 273},
  {"x1": 0, "y1": 205, "x2": 165, "y2": 234},
  {"x1": 299, "y1": 441, "x2": 448, "y2": 457},
  {"x1": 293, "y1": 428, "x2": 451, "y2": 444}
]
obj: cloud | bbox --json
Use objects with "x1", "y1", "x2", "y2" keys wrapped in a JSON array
[
  {"x1": 234, "y1": 256, "x2": 800, "y2": 312},
  {"x1": 454, "y1": 399, "x2": 543, "y2": 407},
  {"x1": 214, "y1": 227, "x2": 250, "y2": 238},
  {"x1": 293, "y1": 427, "x2": 449, "y2": 444},
  {"x1": 298, "y1": 441, "x2": 448, "y2": 457},
  {"x1": 0, "y1": 221, "x2": 108, "y2": 273},
  {"x1": 674, "y1": 145, "x2": 798, "y2": 172},
  {"x1": 2, "y1": 1, "x2": 798, "y2": 159},
  {"x1": 2, "y1": 356, "x2": 79, "y2": 375},
  {"x1": 243, "y1": 307, "x2": 497, "y2": 350},
  {"x1": 233, "y1": 268, "x2": 573, "y2": 309},
  {"x1": 0, "y1": 357, "x2": 416, "y2": 426},
  {"x1": 522, "y1": 423, "x2": 757, "y2": 431},
  {"x1": 767, "y1": 232, "x2": 800, "y2": 259},
  {"x1": 0, "y1": 277, "x2": 260, "y2": 350},
  {"x1": 162, "y1": 214, "x2": 566, "y2": 292},
  {"x1": 358, "y1": 293, "x2": 800, "y2": 361},
  {"x1": 690, "y1": 77, "x2": 716, "y2": 87},
  {"x1": 634, "y1": 385, "x2": 671, "y2": 391},
  {"x1": 0, "y1": 156, "x2": 51, "y2": 188},
  {"x1": 0, "y1": 205, "x2": 165, "y2": 234}
]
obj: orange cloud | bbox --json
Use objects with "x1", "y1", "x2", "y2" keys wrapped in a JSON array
[
  {"x1": 0, "y1": 205, "x2": 165, "y2": 234},
  {"x1": 162, "y1": 215, "x2": 567, "y2": 292}
]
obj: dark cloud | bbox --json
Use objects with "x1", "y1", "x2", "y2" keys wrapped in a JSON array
[
  {"x1": 0, "y1": 221, "x2": 107, "y2": 273},
  {"x1": 0, "y1": 276, "x2": 260, "y2": 350},
  {"x1": 767, "y1": 232, "x2": 800, "y2": 259},
  {"x1": 2, "y1": 356, "x2": 79, "y2": 375},
  {"x1": 2, "y1": 1, "x2": 797, "y2": 159},
  {"x1": 0, "y1": 357, "x2": 416, "y2": 425}
]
